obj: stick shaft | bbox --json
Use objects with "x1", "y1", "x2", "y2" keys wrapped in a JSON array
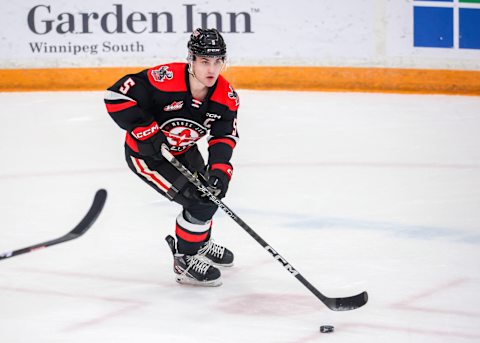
[{"x1": 161, "y1": 146, "x2": 367, "y2": 311}]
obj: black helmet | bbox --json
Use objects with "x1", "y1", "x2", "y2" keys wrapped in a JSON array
[{"x1": 187, "y1": 28, "x2": 226, "y2": 58}]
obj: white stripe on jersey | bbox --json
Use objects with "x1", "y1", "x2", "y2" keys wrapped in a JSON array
[
  {"x1": 130, "y1": 157, "x2": 172, "y2": 193},
  {"x1": 104, "y1": 90, "x2": 136, "y2": 102}
]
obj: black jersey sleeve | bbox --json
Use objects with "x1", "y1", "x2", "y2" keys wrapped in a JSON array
[
  {"x1": 208, "y1": 111, "x2": 239, "y2": 165},
  {"x1": 104, "y1": 70, "x2": 167, "y2": 158},
  {"x1": 207, "y1": 112, "x2": 239, "y2": 185},
  {"x1": 207, "y1": 80, "x2": 240, "y2": 180}
]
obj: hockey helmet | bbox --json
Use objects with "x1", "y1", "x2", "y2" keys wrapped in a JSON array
[{"x1": 187, "y1": 28, "x2": 226, "y2": 58}]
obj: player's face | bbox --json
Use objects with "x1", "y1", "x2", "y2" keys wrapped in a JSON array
[{"x1": 192, "y1": 56, "x2": 225, "y2": 87}]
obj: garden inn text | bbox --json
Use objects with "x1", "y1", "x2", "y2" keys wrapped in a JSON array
[{"x1": 27, "y1": 4, "x2": 254, "y2": 34}]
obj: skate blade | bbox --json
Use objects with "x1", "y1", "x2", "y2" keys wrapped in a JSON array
[
  {"x1": 198, "y1": 256, "x2": 234, "y2": 268},
  {"x1": 210, "y1": 261, "x2": 234, "y2": 268},
  {"x1": 175, "y1": 275, "x2": 222, "y2": 287}
]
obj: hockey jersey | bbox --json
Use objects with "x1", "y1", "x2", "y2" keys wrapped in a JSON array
[{"x1": 104, "y1": 62, "x2": 239, "y2": 178}]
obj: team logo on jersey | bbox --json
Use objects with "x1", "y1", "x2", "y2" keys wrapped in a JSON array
[
  {"x1": 160, "y1": 118, "x2": 207, "y2": 153},
  {"x1": 151, "y1": 66, "x2": 173, "y2": 82},
  {"x1": 164, "y1": 101, "x2": 184, "y2": 112},
  {"x1": 228, "y1": 85, "x2": 239, "y2": 106}
]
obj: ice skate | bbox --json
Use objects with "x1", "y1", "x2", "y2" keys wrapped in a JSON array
[
  {"x1": 198, "y1": 239, "x2": 234, "y2": 267},
  {"x1": 166, "y1": 235, "x2": 222, "y2": 287}
]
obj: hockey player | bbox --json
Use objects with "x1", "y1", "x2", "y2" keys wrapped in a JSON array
[{"x1": 104, "y1": 28, "x2": 239, "y2": 287}]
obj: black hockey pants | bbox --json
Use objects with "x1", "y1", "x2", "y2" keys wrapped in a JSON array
[{"x1": 125, "y1": 145, "x2": 218, "y2": 254}]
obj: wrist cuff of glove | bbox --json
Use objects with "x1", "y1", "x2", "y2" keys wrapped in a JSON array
[
  {"x1": 210, "y1": 163, "x2": 233, "y2": 180},
  {"x1": 136, "y1": 133, "x2": 167, "y2": 157}
]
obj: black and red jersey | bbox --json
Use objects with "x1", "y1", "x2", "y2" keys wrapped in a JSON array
[{"x1": 104, "y1": 62, "x2": 239, "y2": 178}]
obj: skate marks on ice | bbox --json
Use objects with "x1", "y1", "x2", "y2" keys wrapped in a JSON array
[
  {"x1": 0, "y1": 283, "x2": 149, "y2": 333},
  {"x1": 338, "y1": 278, "x2": 480, "y2": 341},
  {"x1": 216, "y1": 293, "x2": 320, "y2": 316}
]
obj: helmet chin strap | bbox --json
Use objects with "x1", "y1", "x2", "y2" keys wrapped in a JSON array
[
  {"x1": 188, "y1": 61, "x2": 208, "y2": 91},
  {"x1": 187, "y1": 62, "x2": 197, "y2": 79},
  {"x1": 187, "y1": 51, "x2": 199, "y2": 80}
]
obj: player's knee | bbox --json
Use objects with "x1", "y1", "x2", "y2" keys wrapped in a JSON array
[{"x1": 184, "y1": 202, "x2": 218, "y2": 223}]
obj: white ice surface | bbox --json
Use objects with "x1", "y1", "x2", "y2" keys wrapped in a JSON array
[{"x1": 0, "y1": 90, "x2": 480, "y2": 342}]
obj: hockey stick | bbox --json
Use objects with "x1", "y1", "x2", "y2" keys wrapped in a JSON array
[
  {"x1": 160, "y1": 145, "x2": 368, "y2": 311},
  {"x1": 0, "y1": 189, "x2": 107, "y2": 261}
]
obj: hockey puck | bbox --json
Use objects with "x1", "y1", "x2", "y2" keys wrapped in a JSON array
[{"x1": 320, "y1": 325, "x2": 335, "y2": 333}]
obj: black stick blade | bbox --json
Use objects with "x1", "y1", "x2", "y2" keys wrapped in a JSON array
[
  {"x1": 0, "y1": 189, "x2": 107, "y2": 261},
  {"x1": 69, "y1": 189, "x2": 107, "y2": 237},
  {"x1": 325, "y1": 291, "x2": 369, "y2": 311}
]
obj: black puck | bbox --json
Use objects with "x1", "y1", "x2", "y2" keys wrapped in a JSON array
[{"x1": 320, "y1": 325, "x2": 335, "y2": 333}]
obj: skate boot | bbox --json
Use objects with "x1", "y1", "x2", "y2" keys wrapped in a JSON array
[
  {"x1": 198, "y1": 239, "x2": 234, "y2": 267},
  {"x1": 165, "y1": 235, "x2": 222, "y2": 287}
]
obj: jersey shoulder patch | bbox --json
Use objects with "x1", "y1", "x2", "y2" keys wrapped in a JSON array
[
  {"x1": 147, "y1": 62, "x2": 187, "y2": 92},
  {"x1": 211, "y1": 76, "x2": 239, "y2": 112}
]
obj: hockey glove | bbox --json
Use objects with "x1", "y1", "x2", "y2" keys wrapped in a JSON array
[
  {"x1": 202, "y1": 166, "x2": 232, "y2": 199},
  {"x1": 134, "y1": 129, "x2": 169, "y2": 160}
]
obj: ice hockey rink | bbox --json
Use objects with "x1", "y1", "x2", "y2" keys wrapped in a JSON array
[{"x1": 1, "y1": 89, "x2": 479, "y2": 343}]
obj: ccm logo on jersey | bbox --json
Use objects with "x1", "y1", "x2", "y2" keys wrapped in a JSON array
[
  {"x1": 151, "y1": 66, "x2": 173, "y2": 82},
  {"x1": 164, "y1": 101, "x2": 184, "y2": 111},
  {"x1": 131, "y1": 122, "x2": 159, "y2": 140},
  {"x1": 204, "y1": 113, "x2": 222, "y2": 128},
  {"x1": 206, "y1": 112, "x2": 221, "y2": 119}
]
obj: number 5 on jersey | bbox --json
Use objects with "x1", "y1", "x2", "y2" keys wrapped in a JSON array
[{"x1": 119, "y1": 78, "x2": 136, "y2": 94}]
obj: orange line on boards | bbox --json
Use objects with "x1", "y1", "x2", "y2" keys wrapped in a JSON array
[{"x1": 1, "y1": 66, "x2": 479, "y2": 95}]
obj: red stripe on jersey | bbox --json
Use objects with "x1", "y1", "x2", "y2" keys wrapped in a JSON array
[
  {"x1": 176, "y1": 224, "x2": 209, "y2": 243},
  {"x1": 211, "y1": 163, "x2": 233, "y2": 180},
  {"x1": 208, "y1": 138, "x2": 236, "y2": 149},
  {"x1": 210, "y1": 75, "x2": 239, "y2": 112},
  {"x1": 105, "y1": 101, "x2": 136, "y2": 113},
  {"x1": 125, "y1": 133, "x2": 139, "y2": 152},
  {"x1": 132, "y1": 157, "x2": 171, "y2": 192}
]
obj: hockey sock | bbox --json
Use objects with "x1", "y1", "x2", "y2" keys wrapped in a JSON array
[{"x1": 175, "y1": 211, "x2": 212, "y2": 255}]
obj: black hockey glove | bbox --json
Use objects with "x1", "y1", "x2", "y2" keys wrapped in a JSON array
[
  {"x1": 202, "y1": 168, "x2": 231, "y2": 199},
  {"x1": 136, "y1": 132, "x2": 169, "y2": 160}
]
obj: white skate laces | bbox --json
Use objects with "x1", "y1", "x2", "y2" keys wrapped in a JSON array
[
  {"x1": 175, "y1": 253, "x2": 214, "y2": 284},
  {"x1": 184, "y1": 254, "x2": 211, "y2": 275},
  {"x1": 198, "y1": 240, "x2": 225, "y2": 259},
  {"x1": 196, "y1": 239, "x2": 234, "y2": 267}
]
